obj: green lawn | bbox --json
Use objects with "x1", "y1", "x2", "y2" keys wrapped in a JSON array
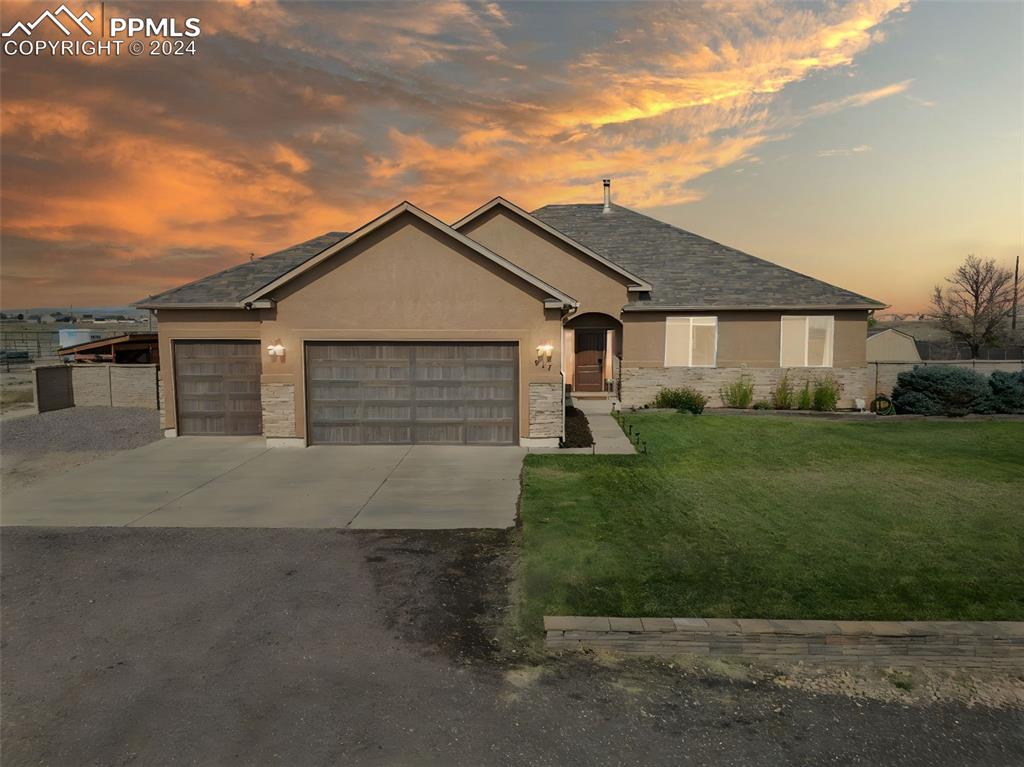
[{"x1": 519, "y1": 415, "x2": 1023, "y2": 628}]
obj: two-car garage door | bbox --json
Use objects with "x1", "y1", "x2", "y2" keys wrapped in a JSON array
[
  {"x1": 173, "y1": 340, "x2": 518, "y2": 444},
  {"x1": 305, "y1": 342, "x2": 517, "y2": 445}
]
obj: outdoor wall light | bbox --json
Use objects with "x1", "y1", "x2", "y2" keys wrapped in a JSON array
[
  {"x1": 267, "y1": 342, "x2": 286, "y2": 358},
  {"x1": 536, "y1": 343, "x2": 554, "y2": 369}
]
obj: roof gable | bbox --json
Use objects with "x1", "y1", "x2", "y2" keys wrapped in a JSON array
[
  {"x1": 453, "y1": 197, "x2": 651, "y2": 291},
  {"x1": 244, "y1": 202, "x2": 577, "y2": 308},
  {"x1": 532, "y1": 203, "x2": 886, "y2": 311}
]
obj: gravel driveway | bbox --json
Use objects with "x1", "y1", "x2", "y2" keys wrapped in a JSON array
[
  {"x1": 2, "y1": 527, "x2": 1021, "y2": 766},
  {"x1": 0, "y1": 407, "x2": 160, "y2": 493}
]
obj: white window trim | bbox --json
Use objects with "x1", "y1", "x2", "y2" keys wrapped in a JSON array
[
  {"x1": 779, "y1": 315, "x2": 834, "y2": 368},
  {"x1": 664, "y1": 316, "x2": 718, "y2": 368}
]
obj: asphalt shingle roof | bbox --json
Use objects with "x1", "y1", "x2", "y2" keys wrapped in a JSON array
[
  {"x1": 139, "y1": 232, "x2": 348, "y2": 307},
  {"x1": 532, "y1": 204, "x2": 884, "y2": 310},
  {"x1": 140, "y1": 202, "x2": 884, "y2": 311}
]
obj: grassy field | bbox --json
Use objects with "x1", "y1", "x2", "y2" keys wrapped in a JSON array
[{"x1": 519, "y1": 415, "x2": 1023, "y2": 628}]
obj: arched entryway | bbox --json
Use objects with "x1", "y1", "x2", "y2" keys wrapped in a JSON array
[{"x1": 564, "y1": 312, "x2": 622, "y2": 394}]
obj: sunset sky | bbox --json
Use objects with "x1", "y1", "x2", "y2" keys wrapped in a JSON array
[{"x1": 1, "y1": 0, "x2": 1021, "y2": 313}]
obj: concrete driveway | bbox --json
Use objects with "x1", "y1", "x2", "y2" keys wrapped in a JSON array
[{"x1": 0, "y1": 438, "x2": 525, "y2": 529}]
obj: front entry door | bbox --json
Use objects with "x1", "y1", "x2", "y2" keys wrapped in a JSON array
[{"x1": 574, "y1": 330, "x2": 605, "y2": 392}]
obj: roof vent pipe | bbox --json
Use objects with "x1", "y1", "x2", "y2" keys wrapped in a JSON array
[{"x1": 602, "y1": 179, "x2": 611, "y2": 213}]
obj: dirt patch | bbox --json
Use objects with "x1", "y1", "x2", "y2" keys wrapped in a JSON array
[
  {"x1": 770, "y1": 662, "x2": 1024, "y2": 710},
  {"x1": 354, "y1": 528, "x2": 519, "y2": 664},
  {"x1": 652, "y1": 654, "x2": 1024, "y2": 710}
]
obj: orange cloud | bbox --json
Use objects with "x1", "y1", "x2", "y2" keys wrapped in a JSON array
[{"x1": 1, "y1": 0, "x2": 915, "y2": 306}]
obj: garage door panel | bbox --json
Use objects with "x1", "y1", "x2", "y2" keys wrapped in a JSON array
[
  {"x1": 415, "y1": 403, "x2": 465, "y2": 420},
  {"x1": 174, "y1": 341, "x2": 262, "y2": 436},
  {"x1": 466, "y1": 424, "x2": 514, "y2": 445},
  {"x1": 306, "y1": 342, "x2": 517, "y2": 446},
  {"x1": 466, "y1": 403, "x2": 514, "y2": 420},
  {"x1": 465, "y1": 383, "x2": 514, "y2": 399},
  {"x1": 179, "y1": 396, "x2": 222, "y2": 413},
  {"x1": 311, "y1": 424, "x2": 360, "y2": 444},
  {"x1": 363, "y1": 424, "x2": 413, "y2": 444},
  {"x1": 415, "y1": 364, "x2": 464, "y2": 381},
  {"x1": 414, "y1": 423, "x2": 464, "y2": 444},
  {"x1": 180, "y1": 415, "x2": 225, "y2": 435},
  {"x1": 363, "y1": 404, "x2": 413, "y2": 420}
]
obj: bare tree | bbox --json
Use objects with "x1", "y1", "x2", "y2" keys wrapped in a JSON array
[{"x1": 931, "y1": 255, "x2": 1015, "y2": 357}]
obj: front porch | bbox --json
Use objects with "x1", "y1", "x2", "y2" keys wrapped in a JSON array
[{"x1": 564, "y1": 312, "x2": 621, "y2": 398}]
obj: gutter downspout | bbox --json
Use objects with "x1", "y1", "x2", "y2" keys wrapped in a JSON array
[{"x1": 560, "y1": 303, "x2": 578, "y2": 444}]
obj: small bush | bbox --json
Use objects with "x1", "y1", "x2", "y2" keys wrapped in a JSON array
[
  {"x1": 720, "y1": 376, "x2": 755, "y2": 408},
  {"x1": 770, "y1": 373, "x2": 795, "y2": 410},
  {"x1": 890, "y1": 366, "x2": 992, "y2": 417},
  {"x1": 811, "y1": 375, "x2": 842, "y2": 411},
  {"x1": 563, "y1": 406, "x2": 594, "y2": 447},
  {"x1": 752, "y1": 399, "x2": 772, "y2": 410},
  {"x1": 796, "y1": 381, "x2": 813, "y2": 410},
  {"x1": 676, "y1": 389, "x2": 708, "y2": 415},
  {"x1": 650, "y1": 386, "x2": 707, "y2": 414},
  {"x1": 988, "y1": 370, "x2": 1024, "y2": 414}
]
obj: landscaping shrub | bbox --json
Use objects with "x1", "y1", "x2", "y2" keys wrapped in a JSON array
[
  {"x1": 563, "y1": 406, "x2": 594, "y2": 447},
  {"x1": 811, "y1": 375, "x2": 842, "y2": 412},
  {"x1": 796, "y1": 381, "x2": 813, "y2": 410},
  {"x1": 988, "y1": 370, "x2": 1024, "y2": 414},
  {"x1": 770, "y1": 373, "x2": 795, "y2": 410},
  {"x1": 675, "y1": 389, "x2": 708, "y2": 415},
  {"x1": 720, "y1": 375, "x2": 755, "y2": 408},
  {"x1": 650, "y1": 387, "x2": 707, "y2": 414},
  {"x1": 890, "y1": 366, "x2": 993, "y2": 417}
]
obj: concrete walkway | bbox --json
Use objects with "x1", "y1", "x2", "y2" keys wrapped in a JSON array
[
  {"x1": 1, "y1": 438, "x2": 524, "y2": 529},
  {"x1": 569, "y1": 398, "x2": 636, "y2": 454}
]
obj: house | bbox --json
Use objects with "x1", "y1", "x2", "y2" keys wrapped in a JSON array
[
  {"x1": 138, "y1": 184, "x2": 885, "y2": 447},
  {"x1": 867, "y1": 328, "x2": 921, "y2": 362}
]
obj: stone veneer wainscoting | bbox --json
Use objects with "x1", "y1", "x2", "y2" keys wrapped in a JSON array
[
  {"x1": 620, "y1": 367, "x2": 869, "y2": 409},
  {"x1": 260, "y1": 382, "x2": 297, "y2": 443},
  {"x1": 527, "y1": 382, "x2": 563, "y2": 444}
]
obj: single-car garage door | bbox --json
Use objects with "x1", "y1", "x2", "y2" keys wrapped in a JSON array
[
  {"x1": 306, "y1": 342, "x2": 517, "y2": 445},
  {"x1": 174, "y1": 341, "x2": 262, "y2": 435}
]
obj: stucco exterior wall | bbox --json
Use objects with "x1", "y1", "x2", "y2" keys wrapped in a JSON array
[
  {"x1": 158, "y1": 213, "x2": 565, "y2": 443},
  {"x1": 459, "y1": 207, "x2": 633, "y2": 318},
  {"x1": 622, "y1": 310, "x2": 869, "y2": 367}
]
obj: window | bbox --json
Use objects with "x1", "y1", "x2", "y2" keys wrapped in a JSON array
[
  {"x1": 665, "y1": 317, "x2": 717, "y2": 367},
  {"x1": 780, "y1": 315, "x2": 834, "y2": 367}
]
